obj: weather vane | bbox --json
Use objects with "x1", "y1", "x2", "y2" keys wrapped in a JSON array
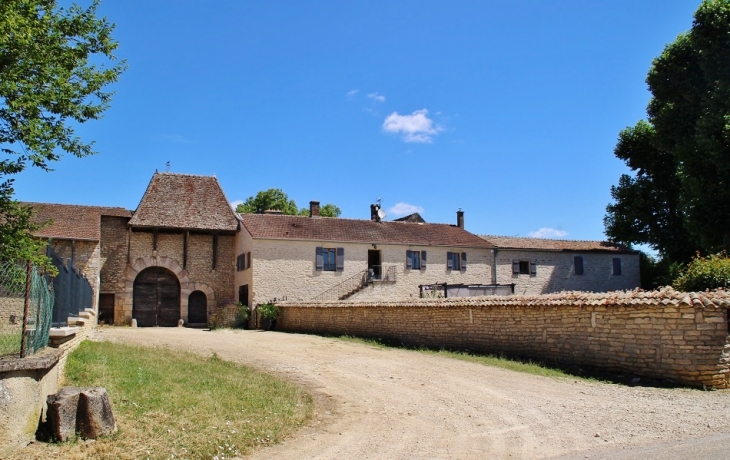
[{"x1": 165, "y1": 161, "x2": 170, "y2": 173}]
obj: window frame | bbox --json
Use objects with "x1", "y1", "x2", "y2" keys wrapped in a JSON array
[
  {"x1": 612, "y1": 257, "x2": 622, "y2": 276},
  {"x1": 574, "y1": 255, "x2": 584, "y2": 275}
]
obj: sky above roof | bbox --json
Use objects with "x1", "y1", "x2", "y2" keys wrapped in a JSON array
[{"x1": 12, "y1": 0, "x2": 699, "y2": 241}]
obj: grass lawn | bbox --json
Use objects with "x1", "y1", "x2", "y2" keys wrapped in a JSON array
[
  {"x1": 335, "y1": 335, "x2": 572, "y2": 379},
  {"x1": 19, "y1": 340, "x2": 312, "y2": 459},
  {"x1": 0, "y1": 329, "x2": 21, "y2": 356}
]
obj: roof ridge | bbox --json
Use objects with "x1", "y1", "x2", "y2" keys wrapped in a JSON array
[
  {"x1": 240, "y1": 213, "x2": 457, "y2": 227},
  {"x1": 156, "y1": 171, "x2": 219, "y2": 179},
  {"x1": 23, "y1": 201, "x2": 131, "y2": 211},
  {"x1": 479, "y1": 234, "x2": 612, "y2": 244}
]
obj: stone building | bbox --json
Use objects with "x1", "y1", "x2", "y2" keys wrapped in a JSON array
[
  {"x1": 481, "y1": 235, "x2": 640, "y2": 295},
  {"x1": 26, "y1": 172, "x2": 641, "y2": 327}
]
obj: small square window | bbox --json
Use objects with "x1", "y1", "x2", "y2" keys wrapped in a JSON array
[
  {"x1": 322, "y1": 248, "x2": 336, "y2": 271},
  {"x1": 519, "y1": 261, "x2": 530, "y2": 274},
  {"x1": 409, "y1": 251, "x2": 421, "y2": 269}
]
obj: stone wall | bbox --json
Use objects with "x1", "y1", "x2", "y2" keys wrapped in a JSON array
[
  {"x1": 276, "y1": 288, "x2": 730, "y2": 389},
  {"x1": 117, "y1": 230, "x2": 235, "y2": 325},
  {"x1": 99, "y1": 216, "x2": 130, "y2": 309},
  {"x1": 496, "y1": 250, "x2": 641, "y2": 295},
  {"x1": 237, "y1": 235, "x2": 494, "y2": 305}
]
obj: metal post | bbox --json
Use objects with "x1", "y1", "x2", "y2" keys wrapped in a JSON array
[{"x1": 20, "y1": 260, "x2": 31, "y2": 358}]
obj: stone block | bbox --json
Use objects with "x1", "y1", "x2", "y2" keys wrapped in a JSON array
[{"x1": 77, "y1": 388, "x2": 116, "y2": 439}]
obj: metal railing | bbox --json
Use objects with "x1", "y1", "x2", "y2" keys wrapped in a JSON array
[
  {"x1": 313, "y1": 270, "x2": 369, "y2": 302},
  {"x1": 48, "y1": 248, "x2": 93, "y2": 326},
  {"x1": 369, "y1": 265, "x2": 397, "y2": 282}
]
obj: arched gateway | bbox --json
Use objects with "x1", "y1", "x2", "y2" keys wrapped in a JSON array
[{"x1": 133, "y1": 266, "x2": 181, "y2": 327}]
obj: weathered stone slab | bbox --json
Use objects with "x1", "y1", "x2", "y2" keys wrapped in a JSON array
[{"x1": 77, "y1": 388, "x2": 116, "y2": 439}]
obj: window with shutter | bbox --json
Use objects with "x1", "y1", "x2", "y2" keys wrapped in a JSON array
[
  {"x1": 247, "y1": 252, "x2": 251, "y2": 270},
  {"x1": 530, "y1": 262, "x2": 537, "y2": 276},
  {"x1": 447, "y1": 252, "x2": 461, "y2": 270},
  {"x1": 315, "y1": 247, "x2": 324, "y2": 271},
  {"x1": 461, "y1": 252, "x2": 467, "y2": 271},
  {"x1": 421, "y1": 250, "x2": 427, "y2": 268},
  {"x1": 406, "y1": 250, "x2": 412, "y2": 269},
  {"x1": 336, "y1": 247, "x2": 345, "y2": 271},
  {"x1": 612, "y1": 257, "x2": 622, "y2": 275},
  {"x1": 518, "y1": 261, "x2": 530, "y2": 274},
  {"x1": 574, "y1": 256, "x2": 584, "y2": 275},
  {"x1": 447, "y1": 252, "x2": 454, "y2": 270},
  {"x1": 512, "y1": 260, "x2": 520, "y2": 274}
]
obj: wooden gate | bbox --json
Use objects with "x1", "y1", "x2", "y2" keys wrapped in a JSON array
[
  {"x1": 188, "y1": 290, "x2": 207, "y2": 324},
  {"x1": 133, "y1": 267, "x2": 180, "y2": 327}
]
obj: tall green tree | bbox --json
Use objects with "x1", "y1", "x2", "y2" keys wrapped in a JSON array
[
  {"x1": 605, "y1": 0, "x2": 730, "y2": 263},
  {"x1": 0, "y1": 0, "x2": 125, "y2": 265},
  {"x1": 236, "y1": 188, "x2": 341, "y2": 217}
]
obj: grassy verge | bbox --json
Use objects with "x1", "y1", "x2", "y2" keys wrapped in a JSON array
[
  {"x1": 0, "y1": 329, "x2": 21, "y2": 356},
  {"x1": 23, "y1": 340, "x2": 312, "y2": 459},
  {"x1": 335, "y1": 335, "x2": 574, "y2": 379}
]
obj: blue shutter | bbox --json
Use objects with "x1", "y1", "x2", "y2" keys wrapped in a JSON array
[
  {"x1": 461, "y1": 252, "x2": 467, "y2": 271},
  {"x1": 447, "y1": 252, "x2": 454, "y2": 269},
  {"x1": 336, "y1": 247, "x2": 345, "y2": 271},
  {"x1": 406, "y1": 250, "x2": 412, "y2": 269},
  {"x1": 530, "y1": 262, "x2": 537, "y2": 275},
  {"x1": 421, "y1": 251, "x2": 427, "y2": 268},
  {"x1": 315, "y1": 247, "x2": 324, "y2": 271},
  {"x1": 512, "y1": 260, "x2": 520, "y2": 274}
]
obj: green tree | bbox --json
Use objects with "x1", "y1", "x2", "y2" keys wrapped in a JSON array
[
  {"x1": 0, "y1": 0, "x2": 125, "y2": 265},
  {"x1": 604, "y1": 0, "x2": 730, "y2": 263},
  {"x1": 237, "y1": 188, "x2": 341, "y2": 217}
]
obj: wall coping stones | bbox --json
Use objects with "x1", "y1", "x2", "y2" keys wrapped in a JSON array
[
  {"x1": 49, "y1": 327, "x2": 80, "y2": 338},
  {"x1": 0, "y1": 348, "x2": 62, "y2": 373},
  {"x1": 278, "y1": 287, "x2": 730, "y2": 309}
]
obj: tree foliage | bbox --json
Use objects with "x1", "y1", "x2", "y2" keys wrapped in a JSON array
[
  {"x1": 604, "y1": 0, "x2": 730, "y2": 263},
  {"x1": 236, "y1": 188, "x2": 341, "y2": 217},
  {"x1": 0, "y1": 0, "x2": 124, "y2": 265},
  {"x1": 673, "y1": 252, "x2": 730, "y2": 292}
]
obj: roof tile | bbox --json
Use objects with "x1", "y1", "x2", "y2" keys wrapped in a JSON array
[
  {"x1": 479, "y1": 235, "x2": 635, "y2": 253},
  {"x1": 26, "y1": 203, "x2": 131, "y2": 241}
]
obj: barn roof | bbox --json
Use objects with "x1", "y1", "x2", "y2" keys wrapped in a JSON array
[
  {"x1": 129, "y1": 172, "x2": 239, "y2": 232},
  {"x1": 479, "y1": 235, "x2": 636, "y2": 253},
  {"x1": 26, "y1": 203, "x2": 131, "y2": 241},
  {"x1": 241, "y1": 214, "x2": 494, "y2": 248}
]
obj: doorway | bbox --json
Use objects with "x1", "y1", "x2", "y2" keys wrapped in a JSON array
[
  {"x1": 133, "y1": 266, "x2": 180, "y2": 327},
  {"x1": 368, "y1": 250, "x2": 381, "y2": 280}
]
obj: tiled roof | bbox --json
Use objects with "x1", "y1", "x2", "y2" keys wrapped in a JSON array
[
  {"x1": 281, "y1": 287, "x2": 730, "y2": 309},
  {"x1": 479, "y1": 235, "x2": 636, "y2": 253},
  {"x1": 241, "y1": 214, "x2": 494, "y2": 248},
  {"x1": 26, "y1": 203, "x2": 132, "y2": 241},
  {"x1": 129, "y1": 172, "x2": 239, "y2": 232}
]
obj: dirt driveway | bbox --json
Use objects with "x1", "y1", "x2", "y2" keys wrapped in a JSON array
[{"x1": 92, "y1": 327, "x2": 730, "y2": 459}]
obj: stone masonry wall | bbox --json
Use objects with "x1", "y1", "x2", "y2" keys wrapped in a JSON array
[
  {"x1": 498, "y1": 250, "x2": 640, "y2": 295},
  {"x1": 240, "y1": 236, "x2": 494, "y2": 305},
  {"x1": 276, "y1": 288, "x2": 730, "y2": 389},
  {"x1": 99, "y1": 216, "x2": 129, "y2": 296}
]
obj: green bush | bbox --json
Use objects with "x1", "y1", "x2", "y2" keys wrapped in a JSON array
[
  {"x1": 673, "y1": 252, "x2": 730, "y2": 292},
  {"x1": 235, "y1": 302, "x2": 249, "y2": 328},
  {"x1": 258, "y1": 303, "x2": 279, "y2": 320}
]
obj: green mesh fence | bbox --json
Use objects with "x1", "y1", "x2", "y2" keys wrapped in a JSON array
[{"x1": 0, "y1": 261, "x2": 54, "y2": 358}]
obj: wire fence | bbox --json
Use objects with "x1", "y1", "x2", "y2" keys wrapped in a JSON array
[{"x1": 0, "y1": 261, "x2": 54, "y2": 358}]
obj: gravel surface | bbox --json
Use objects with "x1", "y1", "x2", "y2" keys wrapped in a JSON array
[{"x1": 92, "y1": 327, "x2": 730, "y2": 459}]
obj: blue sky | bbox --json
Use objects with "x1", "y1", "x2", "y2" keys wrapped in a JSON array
[{"x1": 13, "y1": 1, "x2": 700, "y2": 241}]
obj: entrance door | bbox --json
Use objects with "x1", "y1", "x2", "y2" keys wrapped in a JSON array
[
  {"x1": 99, "y1": 294, "x2": 114, "y2": 325},
  {"x1": 367, "y1": 250, "x2": 382, "y2": 280},
  {"x1": 238, "y1": 284, "x2": 249, "y2": 306},
  {"x1": 133, "y1": 267, "x2": 180, "y2": 327},
  {"x1": 188, "y1": 291, "x2": 207, "y2": 324}
]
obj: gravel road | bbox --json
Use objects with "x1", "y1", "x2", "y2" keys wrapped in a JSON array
[{"x1": 92, "y1": 327, "x2": 730, "y2": 459}]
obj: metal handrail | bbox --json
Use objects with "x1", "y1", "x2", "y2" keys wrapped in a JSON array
[
  {"x1": 368, "y1": 265, "x2": 397, "y2": 282},
  {"x1": 312, "y1": 269, "x2": 369, "y2": 302}
]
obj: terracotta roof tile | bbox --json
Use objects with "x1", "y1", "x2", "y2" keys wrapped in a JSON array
[
  {"x1": 129, "y1": 172, "x2": 239, "y2": 232},
  {"x1": 479, "y1": 235, "x2": 636, "y2": 253},
  {"x1": 26, "y1": 203, "x2": 131, "y2": 241},
  {"x1": 241, "y1": 214, "x2": 495, "y2": 248},
  {"x1": 281, "y1": 287, "x2": 730, "y2": 309}
]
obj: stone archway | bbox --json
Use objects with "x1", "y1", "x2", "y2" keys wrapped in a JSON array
[{"x1": 119, "y1": 255, "x2": 216, "y2": 326}]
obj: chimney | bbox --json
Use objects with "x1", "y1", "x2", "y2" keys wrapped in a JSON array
[
  {"x1": 370, "y1": 204, "x2": 380, "y2": 222},
  {"x1": 310, "y1": 201, "x2": 320, "y2": 218},
  {"x1": 457, "y1": 209, "x2": 464, "y2": 229}
]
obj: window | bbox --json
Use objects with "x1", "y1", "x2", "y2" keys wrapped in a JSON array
[
  {"x1": 574, "y1": 256, "x2": 584, "y2": 275},
  {"x1": 316, "y1": 247, "x2": 344, "y2": 271},
  {"x1": 406, "y1": 250, "x2": 427, "y2": 269},
  {"x1": 447, "y1": 252, "x2": 466, "y2": 271},
  {"x1": 612, "y1": 257, "x2": 622, "y2": 275},
  {"x1": 236, "y1": 252, "x2": 252, "y2": 271},
  {"x1": 512, "y1": 260, "x2": 537, "y2": 276}
]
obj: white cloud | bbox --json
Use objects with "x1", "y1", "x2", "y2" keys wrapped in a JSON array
[
  {"x1": 347, "y1": 89, "x2": 359, "y2": 98},
  {"x1": 382, "y1": 109, "x2": 442, "y2": 143},
  {"x1": 528, "y1": 228, "x2": 568, "y2": 239},
  {"x1": 388, "y1": 202, "x2": 424, "y2": 217},
  {"x1": 230, "y1": 199, "x2": 243, "y2": 210},
  {"x1": 368, "y1": 92, "x2": 385, "y2": 103}
]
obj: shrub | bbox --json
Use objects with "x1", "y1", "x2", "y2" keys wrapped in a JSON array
[
  {"x1": 673, "y1": 252, "x2": 730, "y2": 292},
  {"x1": 258, "y1": 303, "x2": 279, "y2": 320},
  {"x1": 235, "y1": 302, "x2": 250, "y2": 328}
]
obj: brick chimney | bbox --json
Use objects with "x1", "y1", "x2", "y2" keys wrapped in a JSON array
[
  {"x1": 457, "y1": 209, "x2": 464, "y2": 229},
  {"x1": 370, "y1": 204, "x2": 380, "y2": 222},
  {"x1": 310, "y1": 201, "x2": 320, "y2": 218}
]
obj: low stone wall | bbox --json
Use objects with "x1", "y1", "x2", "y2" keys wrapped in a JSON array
[
  {"x1": 0, "y1": 312, "x2": 95, "y2": 456},
  {"x1": 277, "y1": 288, "x2": 730, "y2": 389}
]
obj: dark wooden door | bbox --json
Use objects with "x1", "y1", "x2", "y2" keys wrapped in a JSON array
[
  {"x1": 133, "y1": 267, "x2": 180, "y2": 327},
  {"x1": 98, "y1": 294, "x2": 114, "y2": 325},
  {"x1": 188, "y1": 290, "x2": 207, "y2": 324}
]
